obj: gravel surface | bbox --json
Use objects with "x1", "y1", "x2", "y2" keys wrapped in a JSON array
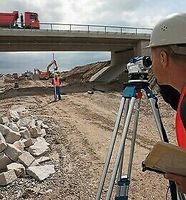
[{"x1": 0, "y1": 84, "x2": 177, "y2": 199}]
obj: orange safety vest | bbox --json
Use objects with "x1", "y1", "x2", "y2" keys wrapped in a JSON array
[
  {"x1": 53, "y1": 77, "x2": 61, "y2": 87},
  {"x1": 176, "y1": 86, "x2": 186, "y2": 148}
]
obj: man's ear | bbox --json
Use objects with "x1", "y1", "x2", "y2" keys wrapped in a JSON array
[{"x1": 160, "y1": 50, "x2": 168, "y2": 68}]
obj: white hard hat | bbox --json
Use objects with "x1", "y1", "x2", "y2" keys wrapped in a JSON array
[{"x1": 149, "y1": 13, "x2": 186, "y2": 50}]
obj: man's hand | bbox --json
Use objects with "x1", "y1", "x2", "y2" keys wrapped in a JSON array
[{"x1": 165, "y1": 173, "x2": 186, "y2": 194}]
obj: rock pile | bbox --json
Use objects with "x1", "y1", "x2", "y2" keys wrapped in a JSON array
[
  {"x1": 0, "y1": 106, "x2": 55, "y2": 186},
  {"x1": 0, "y1": 75, "x2": 5, "y2": 94}
]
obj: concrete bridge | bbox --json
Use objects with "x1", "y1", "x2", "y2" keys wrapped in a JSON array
[{"x1": 0, "y1": 23, "x2": 152, "y2": 85}]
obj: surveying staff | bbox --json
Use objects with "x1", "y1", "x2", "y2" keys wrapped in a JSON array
[
  {"x1": 52, "y1": 73, "x2": 62, "y2": 101},
  {"x1": 149, "y1": 13, "x2": 186, "y2": 194}
]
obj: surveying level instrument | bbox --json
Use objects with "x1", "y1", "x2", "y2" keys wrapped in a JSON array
[{"x1": 96, "y1": 56, "x2": 185, "y2": 200}]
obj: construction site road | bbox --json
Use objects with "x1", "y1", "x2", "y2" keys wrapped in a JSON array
[{"x1": 0, "y1": 87, "x2": 177, "y2": 200}]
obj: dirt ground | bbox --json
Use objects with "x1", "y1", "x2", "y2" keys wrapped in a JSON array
[{"x1": 0, "y1": 80, "x2": 177, "y2": 200}]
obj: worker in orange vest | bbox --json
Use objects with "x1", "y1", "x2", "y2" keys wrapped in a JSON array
[
  {"x1": 149, "y1": 13, "x2": 186, "y2": 194},
  {"x1": 52, "y1": 73, "x2": 62, "y2": 101}
]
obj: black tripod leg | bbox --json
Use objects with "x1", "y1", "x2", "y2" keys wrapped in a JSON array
[
  {"x1": 152, "y1": 98, "x2": 180, "y2": 200},
  {"x1": 146, "y1": 89, "x2": 179, "y2": 200}
]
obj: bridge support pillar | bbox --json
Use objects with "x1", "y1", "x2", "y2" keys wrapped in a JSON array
[
  {"x1": 95, "y1": 49, "x2": 133, "y2": 84},
  {"x1": 111, "y1": 49, "x2": 134, "y2": 67},
  {"x1": 134, "y1": 40, "x2": 151, "y2": 56},
  {"x1": 89, "y1": 40, "x2": 151, "y2": 91}
]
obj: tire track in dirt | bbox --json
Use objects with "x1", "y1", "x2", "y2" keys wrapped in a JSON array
[
  {"x1": 31, "y1": 95, "x2": 103, "y2": 199},
  {"x1": 33, "y1": 93, "x2": 169, "y2": 200}
]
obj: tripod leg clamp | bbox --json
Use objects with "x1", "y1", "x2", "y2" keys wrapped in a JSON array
[
  {"x1": 115, "y1": 177, "x2": 130, "y2": 200},
  {"x1": 118, "y1": 177, "x2": 130, "y2": 186},
  {"x1": 123, "y1": 85, "x2": 136, "y2": 98}
]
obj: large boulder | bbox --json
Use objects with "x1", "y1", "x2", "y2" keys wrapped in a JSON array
[
  {"x1": 0, "y1": 153, "x2": 12, "y2": 170},
  {"x1": 0, "y1": 132, "x2": 7, "y2": 152},
  {"x1": 4, "y1": 144, "x2": 22, "y2": 161},
  {"x1": 7, "y1": 163, "x2": 25, "y2": 177},
  {"x1": 27, "y1": 165, "x2": 55, "y2": 181},
  {"x1": 28, "y1": 137, "x2": 50, "y2": 157},
  {"x1": 0, "y1": 170, "x2": 17, "y2": 186}
]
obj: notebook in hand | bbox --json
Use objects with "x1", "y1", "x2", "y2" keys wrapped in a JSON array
[{"x1": 142, "y1": 141, "x2": 186, "y2": 176}]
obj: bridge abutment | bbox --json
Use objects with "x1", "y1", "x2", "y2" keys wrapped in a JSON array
[
  {"x1": 94, "y1": 40, "x2": 151, "y2": 83},
  {"x1": 134, "y1": 40, "x2": 151, "y2": 56},
  {"x1": 89, "y1": 40, "x2": 151, "y2": 91},
  {"x1": 111, "y1": 49, "x2": 134, "y2": 67}
]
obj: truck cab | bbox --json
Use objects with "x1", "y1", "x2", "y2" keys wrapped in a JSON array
[
  {"x1": 24, "y1": 12, "x2": 40, "y2": 29},
  {"x1": 0, "y1": 11, "x2": 40, "y2": 29}
]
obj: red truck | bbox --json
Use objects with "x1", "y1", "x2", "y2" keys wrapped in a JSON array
[{"x1": 0, "y1": 11, "x2": 40, "y2": 29}]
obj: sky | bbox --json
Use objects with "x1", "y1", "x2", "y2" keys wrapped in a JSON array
[{"x1": 0, "y1": 0, "x2": 186, "y2": 74}]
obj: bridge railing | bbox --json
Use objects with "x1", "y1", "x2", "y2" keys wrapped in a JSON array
[
  {"x1": 40, "y1": 23, "x2": 152, "y2": 34},
  {"x1": 15, "y1": 22, "x2": 152, "y2": 35}
]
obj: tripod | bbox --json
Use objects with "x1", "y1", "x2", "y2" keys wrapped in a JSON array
[{"x1": 96, "y1": 78, "x2": 184, "y2": 200}]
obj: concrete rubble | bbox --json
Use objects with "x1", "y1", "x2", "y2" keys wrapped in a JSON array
[
  {"x1": 0, "y1": 170, "x2": 17, "y2": 186},
  {"x1": 0, "y1": 106, "x2": 55, "y2": 186},
  {"x1": 0, "y1": 75, "x2": 5, "y2": 94},
  {"x1": 27, "y1": 165, "x2": 55, "y2": 181}
]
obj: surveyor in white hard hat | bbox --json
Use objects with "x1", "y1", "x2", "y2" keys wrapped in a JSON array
[{"x1": 149, "y1": 13, "x2": 186, "y2": 194}]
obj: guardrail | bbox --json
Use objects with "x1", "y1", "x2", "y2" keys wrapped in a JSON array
[{"x1": 13, "y1": 22, "x2": 152, "y2": 35}]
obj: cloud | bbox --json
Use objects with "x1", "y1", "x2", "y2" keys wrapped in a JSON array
[
  {"x1": 0, "y1": 0, "x2": 186, "y2": 74},
  {"x1": 99, "y1": 0, "x2": 142, "y2": 12},
  {"x1": 0, "y1": 0, "x2": 184, "y2": 26}
]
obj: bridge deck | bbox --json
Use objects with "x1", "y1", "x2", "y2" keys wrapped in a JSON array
[{"x1": 0, "y1": 23, "x2": 151, "y2": 52}]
